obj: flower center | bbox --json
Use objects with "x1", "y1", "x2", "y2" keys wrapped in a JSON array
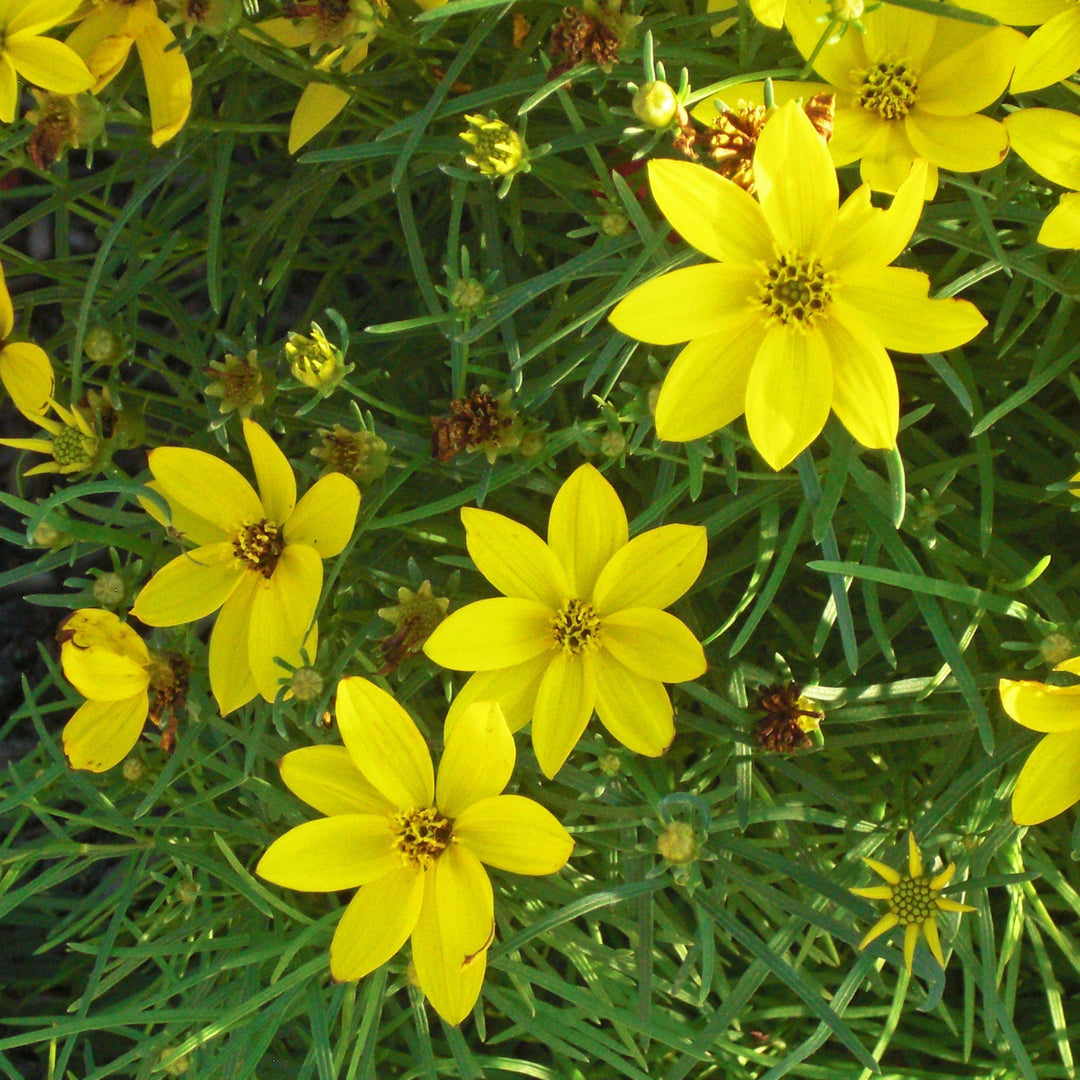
[
  {"x1": 52, "y1": 423, "x2": 99, "y2": 469},
  {"x1": 758, "y1": 253, "x2": 834, "y2": 329},
  {"x1": 392, "y1": 807, "x2": 452, "y2": 869},
  {"x1": 551, "y1": 598, "x2": 602, "y2": 655},
  {"x1": 857, "y1": 60, "x2": 919, "y2": 120},
  {"x1": 888, "y1": 876, "x2": 938, "y2": 925},
  {"x1": 233, "y1": 519, "x2": 285, "y2": 578}
]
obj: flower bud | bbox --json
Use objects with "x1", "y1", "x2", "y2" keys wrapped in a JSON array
[
  {"x1": 657, "y1": 821, "x2": 699, "y2": 865},
  {"x1": 91, "y1": 572, "x2": 128, "y2": 608},
  {"x1": 286, "y1": 324, "x2": 352, "y2": 392},
  {"x1": 632, "y1": 80, "x2": 679, "y2": 129},
  {"x1": 289, "y1": 666, "x2": 326, "y2": 702},
  {"x1": 460, "y1": 115, "x2": 527, "y2": 177},
  {"x1": 450, "y1": 278, "x2": 486, "y2": 311}
]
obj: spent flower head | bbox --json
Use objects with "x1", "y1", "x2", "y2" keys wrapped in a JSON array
[
  {"x1": 204, "y1": 350, "x2": 267, "y2": 418},
  {"x1": 25, "y1": 90, "x2": 105, "y2": 169},
  {"x1": 311, "y1": 424, "x2": 389, "y2": 484}
]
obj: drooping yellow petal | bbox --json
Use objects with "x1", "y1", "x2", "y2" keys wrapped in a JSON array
[
  {"x1": 653, "y1": 320, "x2": 763, "y2": 442},
  {"x1": 754, "y1": 101, "x2": 838, "y2": 253},
  {"x1": 60, "y1": 607, "x2": 150, "y2": 663},
  {"x1": 284, "y1": 472, "x2": 359, "y2": 557},
  {"x1": 532, "y1": 651, "x2": 596, "y2": 778},
  {"x1": 289, "y1": 81, "x2": 351, "y2": 154},
  {"x1": 0, "y1": 262, "x2": 12, "y2": 338},
  {"x1": 62, "y1": 693, "x2": 149, "y2": 772},
  {"x1": 999, "y1": 678, "x2": 1080, "y2": 732},
  {"x1": 139, "y1": 480, "x2": 228, "y2": 547},
  {"x1": 836, "y1": 269, "x2": 987, "y2": 354},
  {"x1": 5, "y1": 35, "x2": 92, "y2": 95},
  {"x1": 922, "y1": 916, "x2": 946, "y2": 967},
  {"x1": 329, "y1": 866, "x2": 425, "y2": 982},
  {"x1": 859, "y1": 119, "x2": 921, "y2": 196},
  {"x1": 65, "y1": 0, "x2": 152, "y2": 91},
  {"x1": 134, "y1": 16, "x2": 191, "y2": 146},
  {"x1": 905, "y1": 111, "x2": 1009, "y2": 174},
  {"x1": 1011, "y1": 8, "x2": 1080, "y2": 92},
  {"x1": 148, "y1": 446, "x2": 262, "y2": 531},
  {"x1": 744, "y1": 326, "x2": 832, "y2": 471},
  {"x1": 600, "y1": 608, "x2": 706, "y2": 683},
  {"x1": 593, "y1": 651, "x2": 674, "y2": 757},
  {"x1": 454, "y1": 794, "x2": 574, "y2": 875},
  {"x1": 443, "y1": 656, "x2": 550, "y2": 734},
  {"x1": 461, "y1": 507, "x2": 569, "y2": 608},
  {"x1": 130, "y1": 542, "x2": 242, "y2": 626},
  {"x1": 0, "y1": 342, "x2": 54, "y2": 417},
  {"x1": 243, "y1": 419, "x2": 296, "y2": 523},
  {"x1": 828, "y1": 105, "x2": 886, "y2": 169},
  {"x1": 61, "y1": 643, "x2": 149, "y2": 702},
  {"x1": 436, "y1": 701, "x2": 515, "y2": 818},
  {"x1": 208, "y1": 573, "x2": 260, "y2": 715},
  {"x1": 422, "y1": 598, "x2": 554, "y2": 671},
  {"x1": 411, "y1": 845, "x2": 493, "y2": 1025},
  {"x1": 917, "y1": 26, "x2": 1023, "y2": 115},
  {"x1": 593, "y1": 524, "x2": 707, "y2": 615},
  {"x1": 547, "y1": 464, "x2": 628, "y2": 600},
  {"x1": 902, "y1": 923, "x2": 921, "y2": 972},
  {"x1": 256, "y1": 816, "x2": 398, "y2": 891},
  {"x1": 280, "y1": 745, "x2": 397, "y2": 817},
  {"x1": 0, "y1": 55, "x2": 16, "y2": 124},
  {"x1": 608, "y1": 264, "x2": 762, "y2": 346},
  {"x1": 646, "y1": 158, "x2": 773, "y2": 264},
  {"x1": 857, "y1": 911, "x2": 899, "y2": 949},
  {"x1": 1039, "y1": 193, "x2": 1080, "y2": 248},
  {"x1": 1005, "y1": 108, "x2": 1080, "y2": 189},
  {"x1": 335, "y1": 677, "x2": 435, "y2": 810}
]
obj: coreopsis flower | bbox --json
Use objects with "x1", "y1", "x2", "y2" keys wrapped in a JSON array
[
  {"x1": 58, "y1": 608, "x2": 188, "y2": 771},
  {"x1": 67, "y1": 0, "x2": 192, "y2": 147},
  {"x1": 286, "y1": 323, "x2": 352, "y2": 391},
  {"x1": 460, "y1": 115, "x2": 527, "y2": 178},
  {"x1": 423, "y1": 463, "x2": 708, "y2": 777},
  {"x1": 608, "y1": 102, "x2": 987, "y2": 469},
  {"x1": 999, "y1": 655, "x2": 1080, "y2": 824},
  {"x1": 852, "y1": 832, "x2": 976, "y2": 971},
  {"x1": 0, "y1": 261, "x2": 54, "y2": 417},
  {"x1": 256, "y1": 678, "x2": 574, "y2": 1024},
  {"x1": 130, "y1": 419, "x2": 360, "y2": 714},
  {"x1": 0, "y1": 0, "x2": 93, "y2": 124},
  {"x1": 783, "y1": 0, "x2": 1023, "y2": 195},
  {"x1": 0, "y1": 396, "x2": 104, "y2": 476}
]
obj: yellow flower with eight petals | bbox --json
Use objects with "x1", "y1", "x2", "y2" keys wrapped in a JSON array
[
  {"x1": 423, "y1": 463, "x2": 708, "y2": 777},
  {"x1": 256, "y1": 678, "x2": 574, "y2": 1025},
  {"x1": 130, "y1": 419, "x2": 360, "y2": 715},
  {"x1": 999, "y1": 654, "x2": 1080, "y2": 825},
  {"x1": 852, "y1": 832, "x2": 976, "y2": 971},
  {"x1": 0, "y1": 259, "x2": 54, "y2": 417},
  {"x1": 0, "y1": 395, "x2": 103, "y2": 476},
  {"x1": 608, "y1": 102, "x2": 987, "y2": 470},
  {"x1": 0, "y1": 0, "x2": 93, "y2": 125}
]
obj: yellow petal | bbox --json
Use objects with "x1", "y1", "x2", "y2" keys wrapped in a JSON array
[
  {"x1": 1006, "y1": 108, "x2": 1080, "y2": 188},
  {"x1": 862, "y1": 856, "x2": 901, "y2": 884},
  {"x1": 9, "y1": 0, "x2": 84, "y2": 37},
  {"x1": 1057, "y1": 654, "x2": 1080, "y2": 675},
  {"x1": 335, "y1": 677, "x2": 435, "y2": 810},
  {"x1": 1039, "y1": 193, "x2": 1080, "y2": 248},
  {"x1": 907, "y1": 832, "x2": 923, "y2": 877},
  {"x1": 139, "y1": 480, "x2": 227, "y2": 546},
  {"x1": 0, "y1": 343, "x2": 53, "y2": 416},
  {"x1": 922, "y1": 916, "x2": 946, "y2": 967},
  {"x1": 279, "y1": 745, "x2": 397, "y2": 817},
  {"x1": 134, "y1": 16, "x2": 191, "y2": 146},
  {"x1": 593, "y1": 524, "x2": 707, "y2": 615},
  {"x1": 745, "y1": 327, "x2": 832, "y2": 471},
  {"x1": 247, "y1": 16, "x2": 318, "y2": 49},
  {"x1": 0, "y1": 55, "x2": 17, "y2": 124},
  {"x1": 917, "y1": 26, "x2": 1024, "y2": 115},
  {"x1": 62, "y1": 693, "x2": 148, "y2": 772},
  {"x1": 61, "y1": 643, "x2": 149, "y2": 701},
  {"x1": 859, "y1": 120, "x2": 921, "y2": 196},
  {"x1": 754, "y1": 101, "x2": 838, "y2": 252},
  {"x1": 903, "y1": 923, "x2": 921, "y2": 972},
  {"x1": 0, "y1": 261, "x2": 11, "y2": 338},
  {"x1": 461, "y1": 507, "x2": 569, "y2": 607},
  {"x1": 819, "y1": 310, "x2": 898, "y2": 451},
  {"x1": 531, "y1": 651, "x2": 595, "y2": 777},
  {"x1": 208, "y1": 573, "x2": 260, "y2": 715},
  {"x1": 828, "y1": 104, "x2": 885, "y2": 169},
  {"x1": 443, "y1": 656, "x2": 549, "y2": 734},
  {"x1": 653, "y1": 321, "x2": 763, "y2": 442},
  {"x1": 863, "y1": 3, "x2": 936, "y2": 68},
  {"x1": 999, "y1": 678, "x2": 1080, "y2": 731},
  {"x1": 243, "y1": 419, "x2": 295, "y2": 523},
  {"x1": 148, "y1": 446, "x2": 262, "y2": 532},
  {"x1": 59, "y1": 607, "x2": 149, "y2": 663},
  {"x1": 748, "y1": 0, "x2": 785, "y2": 28},
  {"x1": 858, "y1": 911, "x2": 899, "y2": 949},
  {"x1": 422, "y1": 598, "x2": 554, "y2": 672},
  {"x1": 256, "y1": 816, "x2": 398, "y2": 891},
  {"x1": 836, "y1": 268, "x2": 987, "y2": 353},
  {"x1": 849, "y1": 885, "x2": 895, "y2": 900},
  {"x1": 329, "y1": 866, "x2": 425, "y2": 981},
  {"x1": 1011, "y1": 8, "x2": 1080, "y2": 92},
  {"x1": 284, "y1": 472, "x2": 359, "y2": 557},
  {"x1": 905, "y1": 112, "x2": 1009, "y2": 174},
  {"x1": 289, "y1": 80, "x2": 350, "y2": 154},
  {"x1": 951, "y1": 0, "x2": 1064, "y2": 23},
  {"x1": 410, "y1": 845, "x2": 493, "y2": 1025},
  {"x1": 783, "y1": 0, "x2": 865, "y2": 91},
  {"x1": 437, "y1": 701, "x2": 515, "y2": 818},
  {"x1": 547, "y1": 464, "x2": 628, "y2": 599},
  {"x1": 130, "y1": 543, "x2": 242, "y2": 626},
  {"x1": 646, "y1": 158, "x2": 773, "y2": 264},
  {"x1": 64, "y1": 2, "x2": 152, "y2": 90},
  {"x1": 593, "y1": 651, "x2": 674, "y2": 757},
  {"x1": 608, "y1": 263, "x2": 761, "y2": 346},
  {"x1": 5, "y1": 35, "x2": 92, "y2": 95},
  {"x1": 929, "y1": 863, "x2": 955, "y2": 890},
  {"x1": 600, "y1": 608, "x2": 706, "y2": 683},
  {"x1": 454, "y1": 794, "x2": 574, "y2": 874},
  {"x1": 936, "y1": 896, "x2": 977, "y2": 913}
]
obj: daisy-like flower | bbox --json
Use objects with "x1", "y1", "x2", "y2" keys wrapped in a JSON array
[
  {"x1": 130, "y1": 419, "x2": 360, "y2": 715},
  {"x1": 852, "y1": 832, "x2": 976, "y2": 971},
  {"x1": 256, "y1": 678, "x2": 574, "y2": 1024},
  {"x1": 67, "y1": 0, "x2": 192, "y2": 146},
  {"x1": 0, "y1": 395, "x2": 103, "y2": 476},
  {"x1": 422, "y1": 464, "x2": 708, "y2": 778},
  {"x1": 783, "y1": 0, "x2": 1023, "y2": 195},
  {"x1": 0, "y1": 0, "x2": 93, "y2": 124},
  {"x1": 999, "y1": 654, "x2": 1080, "y2": 824},
  {"x1": 58, "y1": 608, "x2": 187, "y2": 771},
  {"x1": 0, "y1": 260, "x2": 54, "y2": 417},
  {"x1": 608, "y1": 102, "x2": 987, "y2": 470}
]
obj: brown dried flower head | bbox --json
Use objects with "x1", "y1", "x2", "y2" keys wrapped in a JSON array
[
  {"x1": 431, "y1": 386, "x2": 521, "y2": 464},
  {"x1": 753, "y1": 681, "x2": 824, "y2": 753}
]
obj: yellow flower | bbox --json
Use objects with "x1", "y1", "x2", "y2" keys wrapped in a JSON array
[
  {"x1": 608, "y1": 102, "x2": 987, "y2": 469},
  {"x1": 852, "y1": 832, "x2": 976, "y2": 971},
  {"x1": 0, "y1": 0, "x2": 93, "y2": 124},
  {"x1": 58, "y1": 608, "x2": 187, "y2": 772},
  {"x1": 707, "y1": 0, "x2": 786, "y2": 30},
  {"x1": 286, "y1": 323, "x2": 352, "y2": 390},
  {"x1": 423, "y1": 464, "x2": 707, "y2": 777},
  {"x1": 256, "y1": 679, "x2": 574, "y2": 1024},
  {"x1": 67, "y1": 0, "x2": 192, "y2": 146},
  {"x1": 999, "y1": 654, "x2": 1080, "y2": 824},
  {"x1": 783, "y1": 0, "x2": 1023, "y2": 195},
  {"x1": 0, "y1": 260, "x2": 54, "y2": 417},
  {"x1": 130, "y1": 419, "x2": 360, "y2": 715},
  {"x1": 459, "y1": 114, "x2": 527, "y2": 178},
  {"x1": 0, "y1": 395, "x2": 103, "y2": 475}
]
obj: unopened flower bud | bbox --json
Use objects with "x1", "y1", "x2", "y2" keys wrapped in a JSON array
[
  {"x1": 1041, "y1": 634, "x2": 1077, "y2": 666},
  {"x1": 84, "y1": 326, "x2": 125, "y2": 366},
  {"x1": 290, "y1": 666, "x2": 325, "y2": 702},
  {"x1": 92, "y1": 572, "x2": 127, "y2": 608},
  {"x1": 121, "y1": 756, "x2": 145, "y2": 783},
  {"x1": 633, "y1": 80, "x2": 679, "y2": 129},
  {"x1": 599, "y1": 210, "x2": 629, "y2": 237},
  {"x1": 460, "y1": 114, "x2": 527, "y2": 177},
  {"x1": 657, "y1": 821, "x2": 699, "y2": 865},
  {"x1": 831, "y1": 0, "x2": 864, "y2": 20},
  {"x1": 598, "y1": 430, "x2": 626, "y2": 458},
  {"x1": 451, "y1": 278, "x2": 486, "y2": 311},
  {"x1": 597, "y1": 752, "x2": 621, "y2": 776},
  {"x1": 286, "y1": 324, "x2": 352, "y2": 392}
]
